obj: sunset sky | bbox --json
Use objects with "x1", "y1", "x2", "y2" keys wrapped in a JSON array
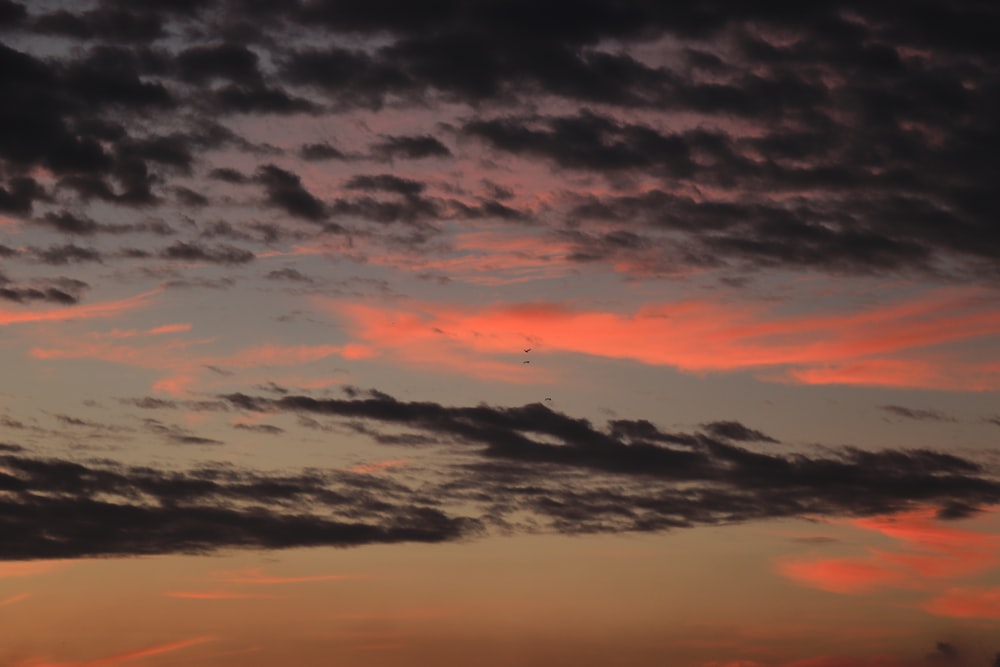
[{"x1": 3, "y1": 1, "x2": 1000, "y2": 665}]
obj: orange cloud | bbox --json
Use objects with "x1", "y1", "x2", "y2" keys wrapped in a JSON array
[{"x1": 326, "y1": 287, "x2": 1000, "y2": 389}]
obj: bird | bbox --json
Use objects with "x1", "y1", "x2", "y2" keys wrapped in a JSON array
[
  {"x1": 523, "y1": 360, "x2": 530, "y2": 364},
  {"x1": 523, "y1": 348, "x2": 531, "y2": 353},
  {"x1": 544, "y1": 397, "x2": 552, "y2": 402}
]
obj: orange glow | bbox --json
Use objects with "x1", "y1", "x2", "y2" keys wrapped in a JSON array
[
  {"x1": 0, "y1": 560, "x2": 70, "y2": 578},
  {"x1": 326, "y1": 288, "x2": 1000, "y2": 389},
  {"x1": 165, "y1": 590, "x2": 281, "y2": 599},
  {"x1": 0, "y1": 592, "x2": 31, "y2": 606},
  {"x1": 778, "y1": 657, "x2": 903, "y2": 667}
]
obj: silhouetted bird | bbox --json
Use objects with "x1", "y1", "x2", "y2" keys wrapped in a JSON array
[
  {"x1": 544, "y1": 397, "x2": 552, "y2": 401},
  {"x1": 523, "y1": 360, "x2": 530, "y2": 364},
  {"x1": 524, "y1": 348, "x2": 531, "y2": 353}
]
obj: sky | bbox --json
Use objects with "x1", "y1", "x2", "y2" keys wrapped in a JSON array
[{"x1": 2, "y1": 0, "x2": 1000, "y2": 664}]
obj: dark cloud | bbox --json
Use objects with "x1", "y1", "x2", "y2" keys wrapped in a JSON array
[
  {"x1": 30, "y1": 244, "x2": 103, "y2": 265},
  {"x1": 0, "y1": 450, "x2": 473, "y2": 559},
  {"x1": 142, "y1": 417, "x2": 225, "y2": 446},
  {"x1": 880, "y1": 405, "x2": 957, "y2": 422},
  {"x1": 32, "y1": 7, "x2": 164, "y2": 42},
  {"x1": 371, "y1": 134, "x2": 452, "y2": 160},
  {"x1": 0, "y1": 176, "x2": 43, "y2": 214},
  {"x1": 208, "y1": 167, "x2": 249, "y2": 183},
  {"x1": 701, "y1": 421, "x2": 778, "y2": 443},
  {"x1": 344, "y1": 174, "x2": 426, "y2": 196},
  {"x1": 233, "y1": 422, "x2": 285, "y2": 435},
  {"x1": 926, "y1": 641, "x2": 959, "y2": 662},
  {"x1": 281, "y1": 46, "x2": 414, "y2": 110},
  {"x1": 0, "y1": 1, "x2": 996, "y2": 283},
  {"x1": 174, "y1": 186, "x2": 209, "y2": 206},
  {"x1": 159, "y1": 240, "x2": 255, "y2": 264},
  {"x1": 266, "y1": 267, "x2": 314, "y2": 283},
  {"x1": 212, "y1": 84, "x2": 318, "y2": 114},
  {"x1": 299, "y1": 142, "x2": 347, "y2": 161},
  {"x1": 0, "y1": 1, "x2": 26, "y2": 25},
  {"x1": 0, "y1": 274, "x2": 88, "y2": 305},
  {"x1": 219, "y1": 389, "x2": 1000, "y2": 530},
  {"x1": 255, "y1": 164, "x2": 327, "y2": 221},
  {"x1": 175, "y1": 43, "x2": 262, "y2": 84},
  {"x1": 464, "y1": 112, "x2": 697, "y2": 176}
]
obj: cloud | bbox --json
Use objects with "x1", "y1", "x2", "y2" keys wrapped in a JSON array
[
  {"x1": 0, "y1": 275, "x2": 88, "y2": 305},
  {"x1": 371, "y1": 134, "x2": 451, "y2": 160},
  {"x1": 255, "y1": 164, "x2": 327, "y2": 221},
  {"x1": 4, "y1": 387, "x2": 1000, "y2": 560},
  {"x1": 880, "y1": 406, "x2": 958, "y2": 422},
  {"x1": 326, "y1": 289, "x2": 1000, "y2": 389},
  {"x1": 0, "y1": 288, "x2": 158, "y2": 327},
  {"x1": 777, "y1": 507, "x2": 1000, "y2": 609},
  {"x1": 0, "y1": 449, "x2": 474, "y2": 559},
  {"x1": 158, "y1": 240, "x2": 255, "y2": 265},
  {"x1": 221, "y1": 389, "x2": 1000, "y2": 533}
]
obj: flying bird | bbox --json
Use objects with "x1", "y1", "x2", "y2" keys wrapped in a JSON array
[
  {"x1": 524, "y1": 348, "x2": 531, "y2": 353},
  {"x1": 523, "y1": 360, "x2": 530, "y2": 364},
  {"x1": 544, "y1": 397, "x2": 552, "y2": 402}
]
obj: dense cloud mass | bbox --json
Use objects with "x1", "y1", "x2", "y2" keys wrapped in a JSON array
[
  {"x1": 0, "y1": 0, "x2": 997, "y2": 290},
  {"x1": 3, "y1": 389, "x2": 998, "y2": 560}
]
